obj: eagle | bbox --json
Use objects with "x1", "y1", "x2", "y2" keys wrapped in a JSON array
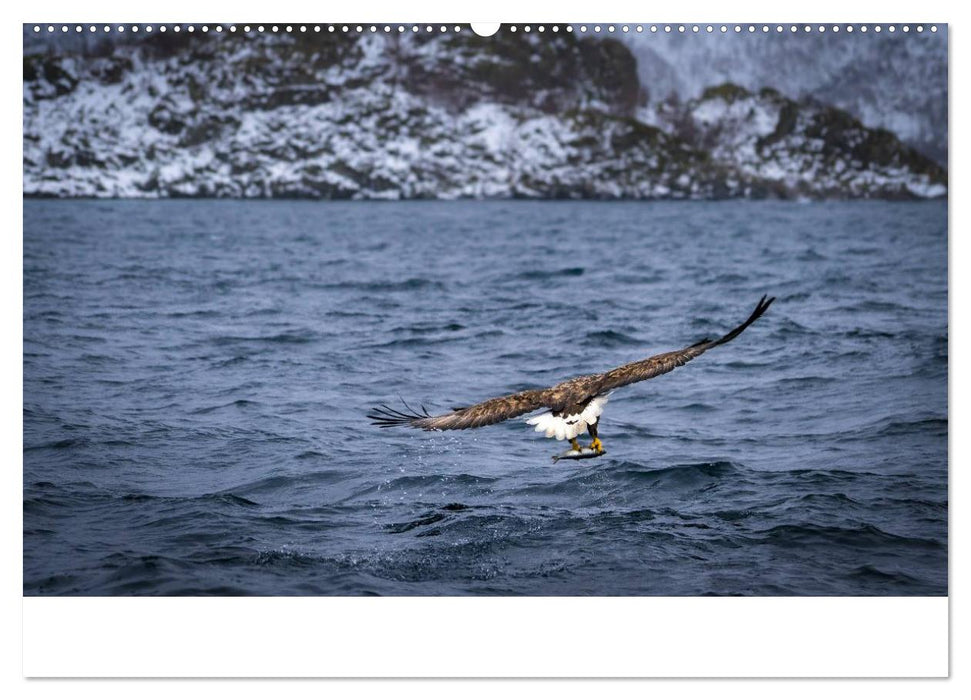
[{"x1": 369, "y1": 296, "x2": 774, "y2": 457}]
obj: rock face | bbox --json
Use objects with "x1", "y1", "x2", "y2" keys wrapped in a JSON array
[
  {"x1": 622, "y1": 29, "x2": 949, "y2": 166},
  {"x1": 643, "y1": 85, "x2": 947, "y2": 199},
  {"x1": 22, "y1": 29, "x2": 947, "y2": 200}
]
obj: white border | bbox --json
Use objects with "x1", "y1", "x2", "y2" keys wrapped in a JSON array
[
  {"x1": 5, "y1": 0, "x2": 960, "y2": 22},
  {"x1": 8, "y1": 0, "x2": 959, "y2": 688},
  {"x1": 23, "y1": 597, "x2": 948, "y2": 677}
]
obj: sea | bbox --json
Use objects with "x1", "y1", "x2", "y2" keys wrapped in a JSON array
[{"x1": 23, "y1": 199, "x2": 948, "y2": 595}]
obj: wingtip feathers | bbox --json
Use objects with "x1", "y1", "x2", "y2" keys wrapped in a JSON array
[{"x1": 367, "y1": 401, "x2": 434, "y2": 429}]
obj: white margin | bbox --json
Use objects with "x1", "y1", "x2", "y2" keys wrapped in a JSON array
[{"x1": 24, "y1": 597, "x2": 948, "y2": 677}]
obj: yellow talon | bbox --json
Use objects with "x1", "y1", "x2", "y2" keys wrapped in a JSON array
[
  {"x1": 570, "y1": 438, "x2": 581, "y2": 452},
  {"x1": 589, "y1": 438, "x2": 603, "y2": 452}
]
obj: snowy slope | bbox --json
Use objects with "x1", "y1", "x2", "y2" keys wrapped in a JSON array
[
  {"x1": 622, "y1": 28, "x2": 948, "y2": 164},
  {"x1": 23, "y1": 29, "x2": 947, "y2": 200}
]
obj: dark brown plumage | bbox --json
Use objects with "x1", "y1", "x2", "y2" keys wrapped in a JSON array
[{"x1": 368, "y1": 295, "x2": 774, "y2": 432}]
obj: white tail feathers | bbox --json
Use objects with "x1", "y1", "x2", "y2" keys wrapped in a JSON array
[
  {"x1": 525, "y1": 394, "x2": 610, "y2": 441},
  {"x1": 526, "y1": 411, "x2": 584, "y2": 440}
]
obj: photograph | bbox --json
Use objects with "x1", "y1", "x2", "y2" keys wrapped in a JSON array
[{"x1": 23, "y1": 22, "x2": 947, "y2": 598}]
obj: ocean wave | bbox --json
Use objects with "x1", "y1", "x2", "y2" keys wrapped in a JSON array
[
  {"x1": 511, "y1": 267, "x2": 585, "y2": 280},
  {"x1": 348, "y1": 473, "x2": 499, "y2": 499},
  {"x1": 847, "y1": 565, "x2": 924, "y2": 586},
  {"x1": 580, "y1": 330, "x2": 644, "y2": 348},
  {"x1": 208, "y1": 330, "x2": 317, "y2": 345},
  {"x1": 611, "y1": 460, "x2": 740, "y2": 482},
  {"x1": 516, "y1": 461, "x2": 743, "y2": 498},
  {"x1": 230, "y1": 470, "x2": 351, "y2": 495},
  {"x1": 749, "y1": 523, "x2": 943, "y2": 550},
  {"x1": 318, "y1": 278, "x2": 445, "y2": 292},
  {"x1": 190, "y1": 399, "x2": 262, "y2": 415},
  {"x1": 391, "y1": 322, "x2": 466, "y2": 334}
]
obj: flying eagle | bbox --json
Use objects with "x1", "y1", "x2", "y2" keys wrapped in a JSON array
[{"x1": 369, "y1": 296, "x2": 774, "y2": 457}]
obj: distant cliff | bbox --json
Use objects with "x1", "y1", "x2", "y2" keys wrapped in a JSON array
[
  {"x1": 622, "y1": 29, "x2": 948, "y2": 166},
  {"x1": 22, "y1": 29, "x2": 947, "y2": 200}
]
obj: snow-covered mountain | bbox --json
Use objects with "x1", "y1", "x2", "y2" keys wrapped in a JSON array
[
  {"x1": 22, "y1": 29, "x2": 946, "y2": 200},
  {"x1": 622, "y1": 29, "x2": 948, "y2": 165}
]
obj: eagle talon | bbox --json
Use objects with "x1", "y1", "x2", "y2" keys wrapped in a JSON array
[
  {"x1": 569, "y1": 438, "x2": 582, "y2": 452},
  {"x1": 588, "y1": 438, "x2": 603, "y2": 453}
]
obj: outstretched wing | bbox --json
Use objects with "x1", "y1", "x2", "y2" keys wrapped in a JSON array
[
  {"x1": 368, "y1": 389, "x2": 550, "y2": 431},
  {"x1": 589, "y1": 295, "x2": 775, "y2": 395},
  {"x1": 369, "y1": 296, "x2": 774, "y2": 431}
]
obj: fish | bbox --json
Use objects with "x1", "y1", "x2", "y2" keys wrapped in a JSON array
[{"x1": 551, "y1": 446, "x2": 606, "y2": 463}]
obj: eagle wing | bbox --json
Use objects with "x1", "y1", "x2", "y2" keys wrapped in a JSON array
[
  {"x1": 369, "y1": 296, "x2": 774, "y2": 431},
  {"x1": 587, "y1": 295, "x2": 775, "y2": 395},
  {"x1": 368, "y1": 389, "x2": 551, "y2": 431}
]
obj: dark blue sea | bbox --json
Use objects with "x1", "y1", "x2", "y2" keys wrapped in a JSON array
[{"x1": 23, "y1": 200, "x2": 947, "y2": 595}]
